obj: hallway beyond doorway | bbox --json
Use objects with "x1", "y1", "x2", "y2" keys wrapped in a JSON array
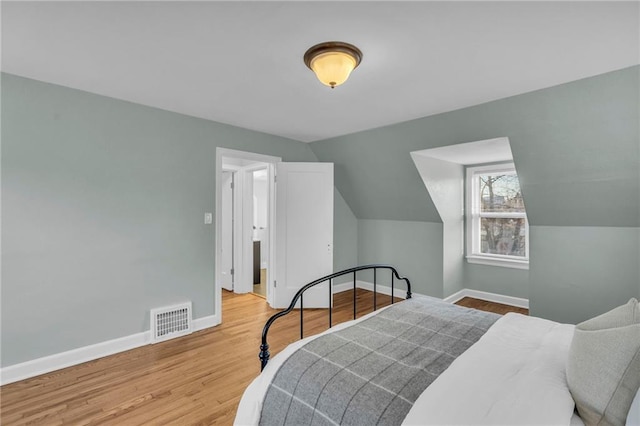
[{"x1": 252, "y1": 269, "x2": 267, "y2": 298}]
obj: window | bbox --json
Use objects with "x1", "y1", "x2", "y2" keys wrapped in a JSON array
[{"x1": 466, "y1": 163, "x2": 529, "y2": 269}]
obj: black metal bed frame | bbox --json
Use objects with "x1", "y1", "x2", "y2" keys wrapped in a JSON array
[{"x1": 259, "y1": 264, "x2": 411, "y2": 371}]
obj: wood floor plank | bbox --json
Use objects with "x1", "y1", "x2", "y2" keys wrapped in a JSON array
[
  {"x1": 1, "y1": 290, "x2": 521, "y2": 425},
  {"x1": 455, "y1": 296, "x2": 529, "y2": 315}
]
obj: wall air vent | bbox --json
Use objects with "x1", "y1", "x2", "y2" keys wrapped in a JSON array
[{"x1": 150, "y1": 302, "x2": 192, "y2": 343}]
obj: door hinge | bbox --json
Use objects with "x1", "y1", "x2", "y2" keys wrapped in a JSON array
[
  {"x1": 230, "y1": 182, "x2": 234, "y2": 189},
  {"x1": 274, "y1": 174, "x2": 277, "y2": 183},
  {"x1": 274, "y1": 280, "x2": 277, "y2": 288},
  {"x1": 230, "y1": 268, "x2": 234, "y2": 275}
]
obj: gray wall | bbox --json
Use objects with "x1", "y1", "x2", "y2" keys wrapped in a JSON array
[
  {"x1": 529, "y1": 226, "x2": 640, "y2": 323},
  {"x1": 464, "y1": 264, "x2": 529, "y2": 300},
  {"x1": 311, "y1": 66, "x2": 639, "y2": 322},
  {"x1": 411, "y1": 154, "x2": 465, "y2": 298},
  {"x1": 310, "y1": 66, "x2": 639, "y2": 227},
  {"x1": 3, "y1": 65, "x2": 638, "y2": 366},
  {"x1": 1, "y1": 73, "x2": 358, "y2": 366},
  {"x1": 357, "y1": 220, "x2": 443, "y2": 297},
  {"x1": 333, "y1": 190, "x2": 358, "y2": 282},
  {"x1": 409, "y1": 155, "x2": 530, "y2": 301}
]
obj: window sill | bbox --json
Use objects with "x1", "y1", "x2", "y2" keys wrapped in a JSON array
[{"x1": 466, "y1": 255, "x2": 529, "y2": 270}]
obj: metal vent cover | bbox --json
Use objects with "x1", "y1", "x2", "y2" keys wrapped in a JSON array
[{"x1": 150, "y1": 302, "x2": 192, "y2": 343}]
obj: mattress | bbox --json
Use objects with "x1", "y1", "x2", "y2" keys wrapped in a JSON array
[{"x1": 235, "y1": 300, "x2": 581, "y2": 425}]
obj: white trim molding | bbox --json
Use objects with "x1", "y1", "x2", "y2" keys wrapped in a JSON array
[
  {"x1": 443, "y1": 288, "x2": 529, "y2": 309},
  {"x1": 466, "y1": 255, "x2": 529, "y2": 270},
  {"x1": 332, "y1": 281, "x2": 354, "y2": 294},
  {"x1": 0, "y1": 314, "x2": 220, "y2": 386},
  {"x1": 465, "y1": 162, "x2": 530, "y2": 269},
  {"x1": 333, "y1": 281, "x2": 528, "y2": 309},
  {"x1": 333, "y1": 280, "x2": 411, "y2": 299},
  {"x1": 193, "y1": 314, "x2": 221, "y2": 331},
  {"x1": 355, "y1": 280, "x2": 410, "y2": 299},
  {"x1": 215, "y1": 148, "x2": 281, "y2": 316}
]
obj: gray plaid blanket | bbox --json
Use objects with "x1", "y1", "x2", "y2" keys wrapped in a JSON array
[{"x1": 259, "y1": 296, "x2": 500, "y2": 425}]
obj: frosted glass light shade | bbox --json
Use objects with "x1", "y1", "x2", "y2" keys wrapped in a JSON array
[
  {"x1": 304, "y1": 42, "x2": 362, "y2": 89},
  {"x1": 309, "y1": 51, "x2": 357, "y2": 88}
]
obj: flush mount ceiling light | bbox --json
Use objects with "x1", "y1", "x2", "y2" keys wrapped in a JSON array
[{"x1": 304, "y1": 41, "x2": 363, "y2": 89}]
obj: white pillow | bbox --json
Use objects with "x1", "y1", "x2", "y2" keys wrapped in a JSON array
[{"x1": 567, "y1": 298, "x2": 640, "y2": 426}]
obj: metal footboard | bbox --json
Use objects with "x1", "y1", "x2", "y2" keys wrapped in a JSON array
[{"x1": 259, "y1": 264, "x2": 411, "y2": 370}]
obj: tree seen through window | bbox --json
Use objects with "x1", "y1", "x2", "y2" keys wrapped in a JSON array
[{"x1": 478, "y1": 173, "x2": 526, "y2": 257}]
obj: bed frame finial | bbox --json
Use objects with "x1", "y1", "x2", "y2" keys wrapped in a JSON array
[{"x1": 259, "y1": 344, "x2": 270, "y2": 371}]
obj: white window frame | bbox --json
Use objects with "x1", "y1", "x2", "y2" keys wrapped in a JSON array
[{"x1": 465, "y1": 163, "x2": 529, "y2": 270}]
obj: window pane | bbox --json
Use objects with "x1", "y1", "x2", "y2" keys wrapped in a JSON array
[
  {"x1": 479, "y1": 174, "x2": 525, "y2": 212},
  {"x1": 480, "y1": 218, "x2": 527, "y2": 257}
]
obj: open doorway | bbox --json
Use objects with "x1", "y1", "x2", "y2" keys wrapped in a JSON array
[
  {"x1": 215, "y1": 148, "x2": 280, "y2": 321},
  {"x1": 219, "y1": 157, "x2": 272, "y2": 298},
  {"x1": 215, "y1": 147, "x2": 335, "y2": 324}
]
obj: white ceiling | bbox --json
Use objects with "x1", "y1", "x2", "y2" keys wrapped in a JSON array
[{"x1": 2, "y1": 1, "x2": 638, "y2": 142}]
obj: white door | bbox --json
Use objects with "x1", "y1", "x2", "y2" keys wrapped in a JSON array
[
  {"x1": 221, "y1": 171, "x2": 234, "y2": 291},
  {"x1": 274, "y1": 162, "x2": 333, "y2": 309}
]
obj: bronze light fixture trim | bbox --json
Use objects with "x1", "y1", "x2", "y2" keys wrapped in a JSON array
[{"x1": 303, "y1": 41, "x2": 363, "y2": 89}]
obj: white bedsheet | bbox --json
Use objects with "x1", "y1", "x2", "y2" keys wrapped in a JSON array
[
  {"x1": 235, "y1": 308, "x2": 580, "y2": 426},
  {"x1": 403, "y1": 312, "x2": 577, "y2": 425}
]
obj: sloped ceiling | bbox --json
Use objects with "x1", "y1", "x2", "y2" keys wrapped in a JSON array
[
  {"x1": 310, "y1": 67, "x2": 639, "y2": 227},
  {"x1": 2, "y1": 1, "x2": 638, "y2": 142}
]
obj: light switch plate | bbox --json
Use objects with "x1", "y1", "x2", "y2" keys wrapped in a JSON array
[{"x1": 204, "y1": 212, "x2": 213, "y2": 224}]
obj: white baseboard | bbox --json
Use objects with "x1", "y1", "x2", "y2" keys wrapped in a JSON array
[
  {"x1": 0, "y1": 330, "x2": 150, "y2": 386},
  {"x1": 193, "y1": 313, "x2": 221, "y2": 331},
  {"x1": 332, "y1": 281, "x2": 354, "y2": 294},
  {"x1": 355, "y1": 280, "x2": 410, "y2": 299},
  {"x1": 0, "y1": 314, "x2": 219, "y2": 386},
  {"x1": 443, "y1": 288, "x2": 529, "y2": 309},
  {"x1": 333, "y1": 280, "x2": 411, "y2": 299},
  {"x1": 443, "y1": 289, "x2": 467, "y2": 304},
  {"x1": 334, "y1": 281, "x2": 528, "y2": 309}
]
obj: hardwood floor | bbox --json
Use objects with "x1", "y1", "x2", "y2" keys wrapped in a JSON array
[
  {"x1": 1, "y1": 291, "x2": 525, "y2": 425},
  {"x1": 251, "y1": 269, "x2": 267, "y2": 298},
  {"x1": 455, "y1": 296, "x2": 529, "y2": 315}
]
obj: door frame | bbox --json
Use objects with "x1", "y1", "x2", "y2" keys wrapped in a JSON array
[
  {"x1": 237, "y1": 163, "x2": 269, "y2": 295},
  {"x1": 215, "y1": 148, "x2": 281, "y2": 323},
  {"x1": 220, "y1": 169, "x2": 235, "y2": 291}
]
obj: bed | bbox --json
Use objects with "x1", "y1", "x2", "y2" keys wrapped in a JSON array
[{"x1": 235, "y1": 265, "x2": 640, "y2": 426}]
